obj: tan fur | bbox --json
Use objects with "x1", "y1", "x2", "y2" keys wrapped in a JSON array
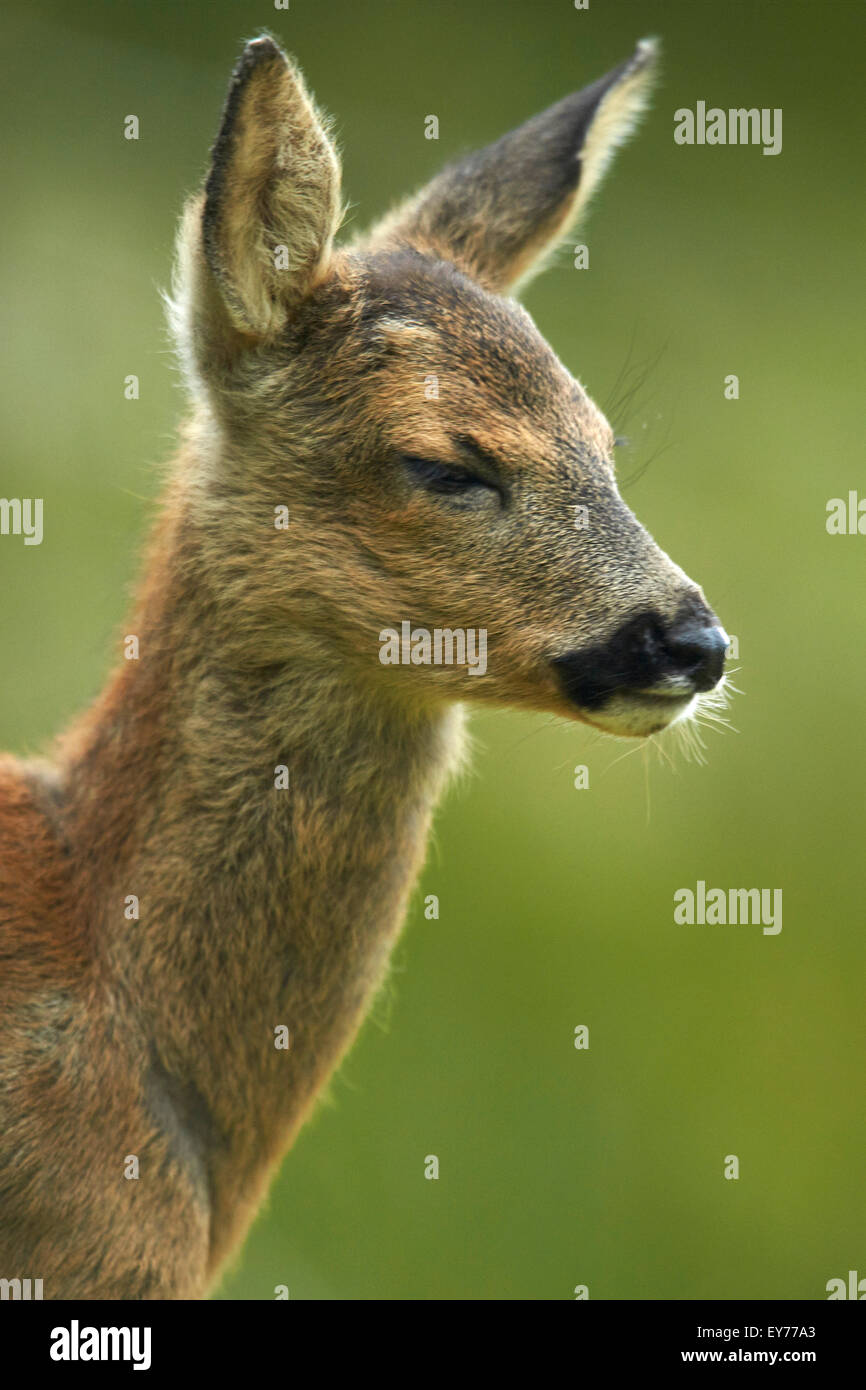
[{"x1": 0, "y1": 35, "x2": 722, "y2": 1298}]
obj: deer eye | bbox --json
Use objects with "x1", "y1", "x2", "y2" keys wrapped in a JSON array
[{"x1": 403, "y1": 455, "x2": 498, "y2": 497}]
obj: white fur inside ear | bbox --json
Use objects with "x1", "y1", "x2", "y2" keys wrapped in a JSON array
[
  {"x1": 507, "y1": 38, "x2": 659, "y2": 298},
  {"x1": 574, "y1": 38, "x2": 659, "y2": 218}
]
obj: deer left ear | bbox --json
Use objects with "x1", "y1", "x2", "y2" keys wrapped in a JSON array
[{"x1": 367, "y1": 38, "x2": 658, "y2": 294}]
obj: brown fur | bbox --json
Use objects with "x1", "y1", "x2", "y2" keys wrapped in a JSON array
[{"x1": 0, "y1": 35, "x2": 722, "y2": 1298}]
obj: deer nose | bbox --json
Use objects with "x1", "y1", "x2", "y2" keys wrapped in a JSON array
[
  {"x1": 660, "y1": 615, "x2": 728, "y2": 692},
  {"x1": 550, "y1": 604, "x2": 728, "y2": 711},
  {"x1": 613, "y1": 609, "x2": 728, "y2": 695}
]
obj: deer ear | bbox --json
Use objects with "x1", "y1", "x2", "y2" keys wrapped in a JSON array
[
  {"x1": 367, "y1": 39, "x2": 658, "y2": 294},
  {"x1": 172, "y1": 37, "x2": 342, "y2": 374}
]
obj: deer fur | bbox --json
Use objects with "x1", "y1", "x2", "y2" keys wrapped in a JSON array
[{"x1": 0, "y1": 35, "x2": 725, "y2": 1298}]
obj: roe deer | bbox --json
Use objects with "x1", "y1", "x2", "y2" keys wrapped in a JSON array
[{"x1": 0, "y1": 35, "x2": 727, "y2": 1299}]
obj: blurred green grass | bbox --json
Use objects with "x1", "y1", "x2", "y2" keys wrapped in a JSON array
[{"x1": 1, "y1": 0, "x2": 863, "y2": 1299}]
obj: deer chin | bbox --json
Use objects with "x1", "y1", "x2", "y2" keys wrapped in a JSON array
[{"x1": 580, "y1": 690, "x2": 699, "y2": 738}]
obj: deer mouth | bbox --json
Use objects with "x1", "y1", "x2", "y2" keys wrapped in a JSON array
[
  {"x1": 575, "y1": 689, "x2": 700, "y2": 738},
  {"x1": 549, "y1": 603, "x2": 727, "y2": 735}
]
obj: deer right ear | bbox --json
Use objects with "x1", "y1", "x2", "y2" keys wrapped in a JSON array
[
  {"x1": 367, "y1": 39, "x2": 658, "y2": 295},
  {"x1": 170, "y1": 37, "x2": 342, "y2": 382}
]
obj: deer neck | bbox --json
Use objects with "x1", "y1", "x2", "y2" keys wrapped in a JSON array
[{"x1": 59, "y1": 486, "x2": 465, "y2": 1237}]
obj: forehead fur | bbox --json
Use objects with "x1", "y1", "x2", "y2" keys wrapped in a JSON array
[
  {"x1": 362, "y1": 250, "x2": 561, "y2": 400},
  {"x1": 350, "y1": 248, "x2": 613, "y2": 467}
]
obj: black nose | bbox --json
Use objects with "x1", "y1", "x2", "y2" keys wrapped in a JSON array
[
  {"x1": 551, "y1": 604, "x2": 727, "y2": 710},
  {"x1": 661, "y1": 615, "x2": 728, "y2": 692}
]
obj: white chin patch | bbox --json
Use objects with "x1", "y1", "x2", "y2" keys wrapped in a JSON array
[
  {"x1": 584, "y1": 692, "x2": 698, "y2": 738},
  {"x1": 667, "y1": 693, "x2": 700, "y2": 727}
]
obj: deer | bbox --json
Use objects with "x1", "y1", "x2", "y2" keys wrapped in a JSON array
[{"x1": 0, "y1": 34, "x2": 728, "y2": 1299}]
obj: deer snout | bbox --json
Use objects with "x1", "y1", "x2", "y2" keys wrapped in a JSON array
[{"x1": 552, "y1": 601, "x2": 728, "y2": 714}]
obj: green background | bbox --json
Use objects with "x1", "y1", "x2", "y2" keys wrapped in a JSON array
[{"x1": 1, "y1": 0, "x2": 863, "y2": 1300}]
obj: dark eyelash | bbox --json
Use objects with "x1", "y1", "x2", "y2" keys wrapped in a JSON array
[{"x1": 403, "y1": 456, "x2": 494, "y2": 495}]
